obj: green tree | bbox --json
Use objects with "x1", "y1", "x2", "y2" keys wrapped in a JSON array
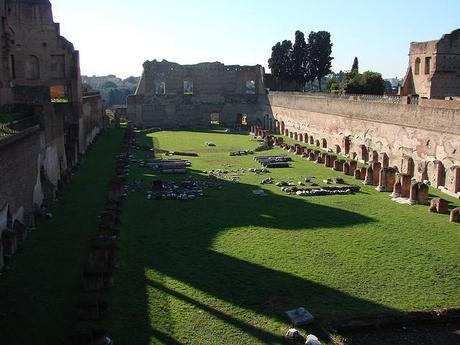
[
  {"x1": 351, "y1": 57, "x2": 359, "y2": 74},
  {"x1": 102, "y1": 81, "x2": 118, "y2": 89},
  {"x1": 292, "y1": 30, "x2": 309, "y2": 89},
  {"x1": 308, "y1": 31, "x2": 333, "y2": 91},
  {"x1": 268, "y1": 40, "x2": 294, "y2": 83},
  {"x1": 361, "y1": 71, "x2": 385, "y2": 95}
]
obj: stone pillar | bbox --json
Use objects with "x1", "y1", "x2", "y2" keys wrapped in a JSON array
[
  {"x1": 449, "y1": 207, "x2": 460, "y2": 223},
  {"x1": 343, "y1": 162, "x2": 350, "y2": 175},
  {"x1": 392, "y1": 179, "x2": 402, "y2": 198},
  {"x1": 400, "y1": 174, "x2": 412, "y2": 198},
  {"x1": 380, "y1": 152, "x2": 389, "y2": 168},
  {"x1": 409, "y1": 182, "x2": 419, "y2": 205},
  {"x1": 349, "y1": 160, "x2": 358, "y2": 175},
  {"x1": 364, "y1": 166, "x2": 373, "y2": 185},
  {"x1": 330, "y1": 156, "x2": 337, "y2": 167},
  {"x1": 354, "y1": 169, "x2": 363, "y2": 180},
  {"x1": 429, "y1": 198, "x2": 449, "y2": 214},
  {"x1": 433, "y1": 160, "x2": 446, "y2": 188},
  {"x1": 314, "y1": 150, "x2": 321, "y2": 159},
  {"x1": 315, "y1": 155, "x2": 324, "y2": 164},
  {"x1": 342, "y1": 136, "x2": 351, "y2": 155},
  {"x1": 360, "y1": 167, "x2": 367, "y2": 178},
  {"x1": 324, "y1": 155, "x2": 331, "y2": 167},
  {"x1": 377, "y1": 168, "x2": 388, "y2": 192},
  {"x1": 401, "y1": 156, "x2": 415, "y2": 177},
  {"x1": 359, "y1": 145, "x2": 369, "y2": 162},
  {"x1": 372, "y1": 162, "x2": 382, "y2": 186},
  {"x1": 370, "y1": 150, "x2": 379, "y2": 162},
  {"x1": 446, "y1": 166, "x2": 460, "y2": 193},
  {"x1": 418, "y1": 183, "x2": 429, "y2": 205}
]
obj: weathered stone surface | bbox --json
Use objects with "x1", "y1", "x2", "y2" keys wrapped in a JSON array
[
  {"x1": 418, "y1": 183, "x2": 429, "y2": 205},
  {"x1": 285, "y1": 307, "x2": 314, "y2": 326},
  {"x1": 400, "y1": 174, "x2": 412, "y2": 198},
  {"x1": 342, "y1": 136, "x2": 351, "y2": 155},
  {"x1": 349, "y1": 160, "x2": 358, "y2": 175},
  {"x1": 446, "y1": 165, "x2": 460, "y2": 193},
  {"x1": 354, "y1": 169, "x2": 362, "y2": 180},
  {"x1": 343, "y1": 162, "x2": 350, "y2": 175},
  {"x1": 377, "y1": 167, "x2": 396, "y2": 192},
  {"x1": 392, "y1": 179, "x2": 402, "y2": 198},
  {"x1": 409, "y1": 182, "x2": 419, "y2": 205},
  {"x1": 430, "y1": 198, "x2": 449, "y2": 214},
  {"x1": 359, "y1": 145, "x2": 369, "y2": 162},
  {"x1": 380, "y1": 152, "x2": 390, "y2": 168},
  {"x1": 371, "y1": 162, "x2": 382, "y2": 186},
  {"x1": 364, "y1": 166, "x2": 373, "y2": 185},
  {"x1": 449, "y1": 207, "x2": 460, "y2": 222}
]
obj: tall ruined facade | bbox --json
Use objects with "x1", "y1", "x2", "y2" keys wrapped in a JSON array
[
  {"x1": 400, "y1": 29, "x2": 460, "y2": 99},
  {"x1": 128, "y1": 60, "x2": 268, "y2": 128},
  {"x1": 0, "y1": 0, "x2": 104, "y2": 246}
]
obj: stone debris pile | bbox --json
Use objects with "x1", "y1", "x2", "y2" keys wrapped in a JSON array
[
  {"x1": 254, "y1": 155, "x2": 292, "y2": 168},
  {"x1": 260, "y1": 177, "x2": 274, "y2": 185},
  {"x1": 146, "y1": 179, "x2": 222, "y2": 201},
  {"x1": 146, "y1": 159, "x2": 191, "y2": 174},
  {"x1": 229, "y1": 150, "x2": 254, "y2": 156},
  {"x1": 282, "y1": 185, "x2": 360, "y2": 196},
  {"x1": 248, "y1": 167, "x2": 269, "y2": 174}
]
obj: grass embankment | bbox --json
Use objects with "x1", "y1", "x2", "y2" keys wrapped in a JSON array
[
  {"x1": 106, "y1": 130, "x2": 460, "y2": 345},
  {"x1": 0, "y1": 128, "x2": 125, "y2": 345}
]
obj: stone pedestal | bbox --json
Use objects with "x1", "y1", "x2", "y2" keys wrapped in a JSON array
[
  {"x1": 364, "y1": 166, "x2": 373, "y2": 185},
  {"x1": 380, "y1": 152, "x2": 390, "y2": 168},
  {"x1": 409, "y1": 183, "x2": 419, "y2": 205},
  {"x1": 377, "y1": 167, "x2": 397, "y2": 192},
  {"x1": 400, "y1": 174, "x2": 412, "y2": 198},
  {"x1": 446, "y1": 165, "x2": 460, "y2": 194},
  {"x1": 418, "y1": 183, "x2": 429, "y2": 205},
  {"x1": 449, "y1": 207, "x2": 460, "y2": 223},
  {"x1": 372, "y1": 162, "x2": 382, "y2": 186},
  {"x1": 429, "y1": 198, "x2": 449, "y2": 214},
  {"x1": 349, "y1": 160, "x2": 358, "y2": 175},
  {"x1": 354, "y1": 169, "x2": 362, "y2": 180},
  {"x1": 333, "y1": 160, "x2": 344, "y2": 171},
  {"x1": 370, "y1": 150, "x2": 379, "y2": 162},
  {"x1": 308, "y1": 152, "x2": 315, "y2": 161},
  {"x1": 391, "y1": 180, "x2": 402, "y2": 198},
  {"x1": 343, "y1": 162, "x2": 350, "y2": 175}
]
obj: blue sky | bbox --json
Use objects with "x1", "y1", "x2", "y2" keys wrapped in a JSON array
[{"x1": 52, "y1": 0, "x2": 459, "y2": 79}]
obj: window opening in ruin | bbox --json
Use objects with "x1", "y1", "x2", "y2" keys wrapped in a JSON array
[
  {"x1": 50, "y1": 85, "x2": 69, "y2": 103},
  {"x1": 210, "y1": 113, "x2": 220, "y2": 125},
  {"x1": 414, "y1": 57, "x2": 421, "y2": 75},
  {"x1": 246, "y1": 80, "x2": 256, "y2": 94},
  {"x1": 155, "y1": 81, "x2": 166, "y2": 95},
  {"x1": 184, "y1": 80, "x2": 193, "y2": 95},
  {"x1": 425, "y1": 57, "x2": 432, "y2": 74},
  {"x1": 236, "y1": 113, "x2": 248, "y2": 125},
  {"x1": 25, "y1": 55, "x2": 40, "y2": 80}
]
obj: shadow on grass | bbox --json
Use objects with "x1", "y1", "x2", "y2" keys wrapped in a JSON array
[{"x1": 107, "y1": 132, "x2": 402, "y2": 345}]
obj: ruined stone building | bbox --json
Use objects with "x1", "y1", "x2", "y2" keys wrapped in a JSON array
[
  {"x1": 128, "y1": 60, "x2": 268, "y2": 128},
  {"x1": 399, "y1": 28, "x2": 460, "y2": 99},
  {"x1": 0, "y1": 0, "x2": 105, "y2": 250}
]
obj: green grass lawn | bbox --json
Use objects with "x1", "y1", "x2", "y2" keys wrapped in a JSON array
[
  {"x1": 105, "y1": 130, "x2": 460, "y2": 345},
  {"x1": 0, "y1": 128, "x2": 125, "y2": 345}
]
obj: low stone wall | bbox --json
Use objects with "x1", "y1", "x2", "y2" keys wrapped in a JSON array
[{"x1": 266, "y1": 93, "x2": 460, "y2": 193}]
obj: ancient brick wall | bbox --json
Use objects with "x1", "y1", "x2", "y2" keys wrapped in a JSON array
[
  {"x1": 80, "y1": 94, "x2": 104, "y2": 153},
  {"x1": 0, "y1": 128, "x2": 42, "y2": 228},
  {"x1": 128, "y1": 60, "x2": 268, "y2": 128},
  {"x1": 266, "y1": 93, "x2": 460, "y2": 192}
]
